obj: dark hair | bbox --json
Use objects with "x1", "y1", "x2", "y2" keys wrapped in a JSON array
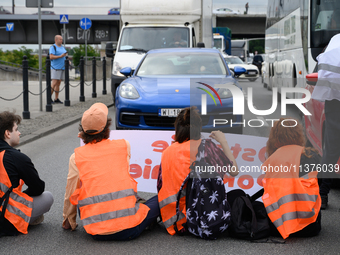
[
  {"x1": 78, "y1": 117, "x2": 112, "y2": 144},
  {"x1": 266, "y1": 117, "x2": 317, "y2": 158},
  {"x1": 174, "y1": 107, "x2": 202, "y2": 143},
  {"x1": 0, "y1": 111, "x2": 21, "y2": 140}
]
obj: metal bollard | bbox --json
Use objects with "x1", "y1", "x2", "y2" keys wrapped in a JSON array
[
  {"x1": 45, "y1": 55, "x2": 52, "y2": 112},
  {"x1": 22, "y1": 56, "x2": 30, "y2": 119},
  {"x1": 102, "y1": 57, "x2": 107, "y2": 95},
  {"x1": 80, "y1": 56, "x2": 85, "y2": 102},
  {"x1": 92, "y1": 56, "x2": 97, "y2": 98},
  {"x1": 64, "y1": 56, "x2": 70, "y2": 106}
]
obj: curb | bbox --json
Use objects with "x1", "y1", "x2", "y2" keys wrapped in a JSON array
[{"x1": 18, "y1": 102, "x2": 115, "y2": 147}]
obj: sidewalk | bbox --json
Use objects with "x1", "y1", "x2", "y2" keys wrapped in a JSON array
[{"x1": 0, "y1": 79, "x2": 114, "y2": 145}]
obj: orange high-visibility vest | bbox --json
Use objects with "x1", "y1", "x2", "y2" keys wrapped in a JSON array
[
  {"x1": 261, "y1": 145, "x2": 321, "y2": 239},
  {"x1": 158, "y1": 139, "x2": 201, "y2": 235},
  {"x1": 0, "y1": 151, "x2": 33, "y2": 234},
  {"x1": 70, "y1": 139, "x2": 150, "y2": 235}
]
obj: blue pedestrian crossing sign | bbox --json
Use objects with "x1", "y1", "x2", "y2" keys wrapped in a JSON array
[
  {"x1": 60, "y1": 15, "x2": 69, "y2": 24},
  {"x1": 6, "y1": 23, "x2": 14, "y2": 31},
  {"x1": 80, "y1": 17, "x2": 92, "y2": 30}
]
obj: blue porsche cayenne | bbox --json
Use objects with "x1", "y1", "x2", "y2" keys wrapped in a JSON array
[{"x1": 115, "y1": 48, "x2": 245, "y2": 134}]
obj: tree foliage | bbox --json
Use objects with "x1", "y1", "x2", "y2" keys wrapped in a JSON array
[
  {"x1": 72, "y1": 45, "x2": 100, "y2": 67},
  {"x1": 0, "y1": 46, "x2": 45, "y2": 70}
]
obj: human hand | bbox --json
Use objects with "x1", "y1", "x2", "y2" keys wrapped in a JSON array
[
  {"x1": 62, "y1": 219, "x2": 71, "y2": 230},
  {"x1": 209, "y1": 130, "x2": 227, "y2": 144}
]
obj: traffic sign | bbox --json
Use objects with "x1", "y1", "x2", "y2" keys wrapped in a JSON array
[
  {"x1": 80, "y1": 18, "x2": 92, "y2": 30},
  {"x1": 60, "y1": 15, "x2": 69, "y2": 24},
  {"x1": 6, "y1": 23, "x2": 14, "y2": 32}
]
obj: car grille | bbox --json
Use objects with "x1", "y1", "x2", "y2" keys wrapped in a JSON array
[
  {"x1": 144, "y1": 115, "x2": 176, "y2": 127},
  {"x1": 120, "y1": 113, "x2": 140, "y2": 126}
]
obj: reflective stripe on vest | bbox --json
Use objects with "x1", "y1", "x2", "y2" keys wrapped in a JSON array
[
  {"x1": 318, "y1": 63, "x2": 340, "y2": 74},
  {"x1": 265, "y1": 193, "x2": 318, "y2": 214},
  {"x1": 0, "y1": 183, "x2": 33, "y2": 209},
  {"x1": 272, "y1": 208, "x2": 317, "y2": 229},
  {"x1": 82, "y1": 203, "x2": 141, "y2": 226},
  {"x1": 159, "y1": 190, "x2": 186, "y2": 229},
  {"x1": 5, "y1": 203, "x2": 31, "y2": 223},
  {"x1": 78, "y1": 189, "x2": 136, "y2": 208}
]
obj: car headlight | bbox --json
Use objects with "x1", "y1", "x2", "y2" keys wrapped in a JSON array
[
  {"x1": 216, "y1": 87, "x2": 233, "y2": 99},
  {"x1": 113, "y1": 61, "x2": 124, "y2": 76},
  {"x1": 119, "y1": 83, "x2": 140, "y2": 99}
]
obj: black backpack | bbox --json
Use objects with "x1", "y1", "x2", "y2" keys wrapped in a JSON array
[
  {"x1": 227, "y1": 188, "x2": 271, "y2": 240},
  {"x1": 173, "y1": 139, "x2": 231, "y2": 240}
]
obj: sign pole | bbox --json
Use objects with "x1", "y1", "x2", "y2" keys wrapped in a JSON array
[
  {"x1": 38, "y1": 0, "x2": 42, "y2": 111},
  {"x1": 63, "y1": 23, "x2": 66, "y2": 47}
]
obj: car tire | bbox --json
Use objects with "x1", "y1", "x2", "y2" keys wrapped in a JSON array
[{"x1": 248, "y1": 78, "x2": 257, "y2": 82}]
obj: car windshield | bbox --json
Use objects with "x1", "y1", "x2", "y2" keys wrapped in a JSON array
[
  {"x1": 137, "y1": 52, "x2": 227, "y2": 76},
  {"x1": 224, "y1": 57, "x2": 244, "y2": 65},
  {"x1": 119, "y1": 27, "x2": 190, "y2": 52}
]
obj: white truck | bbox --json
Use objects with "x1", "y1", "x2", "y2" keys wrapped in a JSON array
[{"x1": 106, "y1": 0, "x2": 213, "y2": 96}]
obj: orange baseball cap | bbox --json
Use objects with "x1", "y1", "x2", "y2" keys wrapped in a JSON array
[{"x1": 81, "y1": 103, "x2": 108, "y2": 135}]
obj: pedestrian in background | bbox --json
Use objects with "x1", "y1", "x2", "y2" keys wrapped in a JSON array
[
  {"x1": 0, "y1": 111, "x2": 54, "y2": 237},
  {"x1": 245, "y1": 2, "x2": 249, "y2": 14},
  {"x1": 311, "y1": 33, "x2": 340, "y2": 209},
  {"x1": 62, "y1": 103, "x2": 159, "y2": 240},
  {"x1": 49, "y1": 35, "x2": 67, "y2": 104}
]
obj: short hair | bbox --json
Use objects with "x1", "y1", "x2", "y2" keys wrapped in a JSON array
[
  {"x1": 78, "y1": 117, "x2": 112, "y2": 144},
  {"x1": 174, "y1": 107, "x2": 202, "y2": 143},
  {"x1": 266, "y1": 117, "x2": 316, "y2": 158},
  {"x1": 0, "y1": 111, "x2": 21, "y2": 140}
]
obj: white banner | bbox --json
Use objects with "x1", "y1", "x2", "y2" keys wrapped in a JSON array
[{"x1": 105, "y1": 130, "x2": 268, "y2": 195}]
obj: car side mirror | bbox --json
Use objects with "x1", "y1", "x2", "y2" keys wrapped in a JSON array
[
  {"x1": 120, "y1": 67, "x2": 133, "y2": 77},
  {"x1": 234, "y1": 66, "x2": 246, "y2": 76}
]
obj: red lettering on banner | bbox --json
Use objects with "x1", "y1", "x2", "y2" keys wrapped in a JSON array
[
  {"x1": 231, "y1": 143, "x2": 242, "y2": 159},
  {"x1": 242, "y1": 148, "x2": 256, "y2": 162},
  {"x1": 258, "y1": 147, "x2": 266, "y2": 163},
  {"x1": 152, "y1": 140, "x2": 169, "y2": 153},
  {"x1": 151, "y1": 165, "x2": 159, "y2": 179},
  {"x1": 223, "y1": 177, "x2": 235, "y2": 187},
  {"x1": 143, "y1": 159, "x2": 152, "y2": 179},
  {"x1": 130, "y1": 164, "x2": 142, "y2": 179},
  {"x1": 237, "y1": 175, "x2": 254, "y2": 189},
  {"x1": 257, "y1": 174, "x2": 265, "y2": 187}
]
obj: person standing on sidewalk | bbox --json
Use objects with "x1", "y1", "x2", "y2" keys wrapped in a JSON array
[
  {"x1": 0, "y1": 111, "x2": 54, "y2": 237},
  {"x1": 245, "y1": 2, "x2": 249, "y2": 14},
  {"x1": 311, "y1": 33, "x2": 340, "y2": 209},
  {"x1": 49, "y1": 35, "x2": 67, "y2": 104}
]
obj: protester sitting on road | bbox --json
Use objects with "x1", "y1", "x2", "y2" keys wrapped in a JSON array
[
  {"x1": 62, "y1": 103, "x2": 160, "y2": 241},
  {"x1": 261, "y1": 118, "x2": 321, "y2": 239},
  {"x1": 0, "y1": 111, "x2": 54, "y2": 237},
  {"x1": 169, "y1": 31, "x2": 188, "y2": 48},
  {"x1": 157, "y1": 107, "x2": 239, "y2": 235}
]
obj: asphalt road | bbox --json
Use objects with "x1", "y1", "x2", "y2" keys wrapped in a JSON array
[{"x1": 2, "y1": 78, "x2": 340, "y2": 255}]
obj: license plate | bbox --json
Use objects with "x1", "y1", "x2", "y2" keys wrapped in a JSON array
[
  {"x1": 248, "y1": 71, "x2": 256, "y2": 75},
  {"x1": 158, "y1": 108, "x2": 182, "y2": 117}
]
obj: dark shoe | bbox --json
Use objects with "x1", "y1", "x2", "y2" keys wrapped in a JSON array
[
  {"x1": 321, "y1": 195, "x2": 328, "y2": 210},
  {"x1": 54, "y1": 98, "x2": 63, "y2": 104}
]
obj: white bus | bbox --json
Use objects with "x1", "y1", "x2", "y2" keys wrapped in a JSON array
[{"x1": 263, "y1": 0, "x2": 340, "y2": 98}]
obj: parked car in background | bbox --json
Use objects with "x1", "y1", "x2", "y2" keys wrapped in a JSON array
[
  {"x1": 213, "y1": 8, "x2": 240, "y2": 15},
  {"x1": 115, "y1": 48, "x2": 245, "y2": 134},
  {"x1": 108, "y1": 7, "x2": 120, "y2": 15},
  {"x1": 33, "y1": 11, "x2": 55, "y2": 15},
  {"x1": 0, "y1": 6, "x2": 11, "y2": 14},
  {"x1": 224, "y1": 55, "x2": 259, "y2": 81}
]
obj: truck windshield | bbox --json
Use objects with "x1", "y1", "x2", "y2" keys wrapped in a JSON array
[
  {"x1": 311, "y1": 0, "x2": 340, "y2": 50},
  {"x1": 213, "y1": 38, "x2": 222, "y2": 50},
  {"x1": 119, "y1": 27, "x2": 190, "y2": 52},
  {"x1": 137, "y1": 52, "x2": 227, "y2": 76}
]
